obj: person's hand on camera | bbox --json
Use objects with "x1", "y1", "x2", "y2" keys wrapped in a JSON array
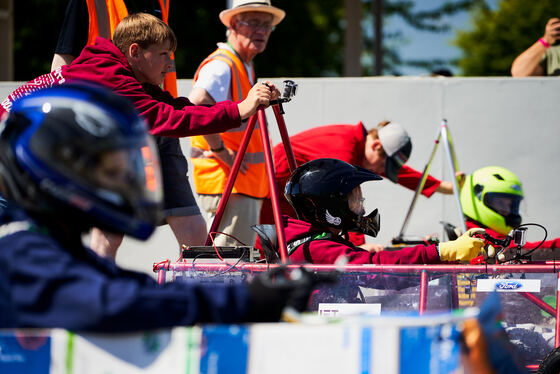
[
  {"x1": 438, "y1": 228, "x2": 494, "y2": 262},
  {"x1": 237, "y1": 81, "x2": 276, "y2": 120},
  {"x1": 543, "y1": 18, "x2": 560, "y2": 45},
  {"x1": 261, "y1": 81, "x2": 281, "y2": 101}
]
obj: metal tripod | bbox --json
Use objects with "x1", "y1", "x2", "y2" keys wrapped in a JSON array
[
  {"x1": 204, "y1": 101, "x2": 297, "y2": 263},
  {"x1": 393, "y1": 119, "x2": 466, "y2": 244}
]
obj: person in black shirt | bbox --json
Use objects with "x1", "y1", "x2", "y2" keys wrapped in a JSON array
[{"x1": 52, "y1": 0, "x2": 162, "y2": 70}]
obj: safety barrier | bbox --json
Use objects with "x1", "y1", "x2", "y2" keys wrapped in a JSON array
[
  {"x1": 1, "y1": 311, "x2": 470, "y2": 374},
  {"x1": 155, "y1": 261, "x2": 560, "y2": 371}
]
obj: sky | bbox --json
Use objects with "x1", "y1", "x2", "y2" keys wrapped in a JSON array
[{"x1": 383, "y1": 0, "x2": 500, "y2": 76}]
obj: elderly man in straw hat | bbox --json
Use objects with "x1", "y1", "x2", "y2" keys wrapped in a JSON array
[{"x1": 188, "y1": 0, "x2": 285, "y2": 246}]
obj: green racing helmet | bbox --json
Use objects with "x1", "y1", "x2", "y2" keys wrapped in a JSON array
[{"x1": 460, "y1": 166, "x2": 524, "y2": 235}]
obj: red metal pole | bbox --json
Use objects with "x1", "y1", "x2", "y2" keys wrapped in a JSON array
[
  {"x1": 154, "y1": 263, "x2": 560, "y2": 274},
  {"x1": 272, "y1": 105, "x2": 297, "y2": 173},
  {"x1": 555, "y1": 272, "x2": 560, "y2": 347},
  {"x1": 419, "y1": 270, "x2": 428, "y2": 315},
  {"x1": 258, "y1": 108, "x2": 289, "y2": 262},
  {"x1": 519, "y1": 292, "x2": 556, "y2": 317},
  {"x1": 157, "y1": 268, "x2": 166, "y2": 284},
  {"x1": 205, "y1": 115, "x2": 258, "y2": 245}
]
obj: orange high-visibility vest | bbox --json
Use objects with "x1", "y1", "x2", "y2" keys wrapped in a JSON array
[
  {"x1": 84, "y1": 0, "x2": 177, "y2": 97},
  {"x1": 190, "y1": 47, "x2": 268, "y2": 198}
]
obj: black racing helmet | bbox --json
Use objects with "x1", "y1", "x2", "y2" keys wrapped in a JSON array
[
  {"x1": 0, "y1": 83, "x2": 163, "y2": 239},
  {"x1": 284, "y1": 158, "x2": 382, "y2": 237}
]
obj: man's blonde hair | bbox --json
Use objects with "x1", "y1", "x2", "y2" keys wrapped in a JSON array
[{"x1": 113, "y1": 13, "x2": 177, "y2": 54}]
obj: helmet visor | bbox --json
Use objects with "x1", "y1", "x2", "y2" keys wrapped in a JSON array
[
  {"x1": 85, "y1": 135, "x2": 163, "y2": 206},
  {"x1": 484, "y1": 192, "x2": 522, "y2": 218}
]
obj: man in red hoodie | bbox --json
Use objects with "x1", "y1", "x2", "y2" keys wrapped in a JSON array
[
  {"x1": 0, "y1": 13, "x2": 276, "y2": 259},
  {"x1": 271, "y1": 158, "x2": 489, "y2": 265}
]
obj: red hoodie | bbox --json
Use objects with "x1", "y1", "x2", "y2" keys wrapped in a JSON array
[
  {"x1": 1, "y1": 38, "x2": 241, "y2": 138},
  {"x1": 278, "y1": 215, "x2": 442, "y2": 265}
]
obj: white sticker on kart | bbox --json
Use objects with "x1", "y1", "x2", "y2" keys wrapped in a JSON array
[
  {"x1": 318, "y1": 303, "x2": 381, "y2": 317},
  {"x1": 476, "y1": 279, "x2": 541, "y2": 293}
]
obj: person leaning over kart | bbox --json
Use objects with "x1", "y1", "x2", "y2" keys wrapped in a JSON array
[
  {"x1": 256, "y1": 158, "x2": 493, "y2": 265},
  {"x1": 0, "y1": 84, "x2": 317, "y2": 331}
]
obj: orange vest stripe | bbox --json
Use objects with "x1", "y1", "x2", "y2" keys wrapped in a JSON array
[
  {"x1": 85, "y1": 0, "x2": 178, "y2": 97},
  {"x1": 190, "y1": 47, "x2": 267, "y2": 198},
  {"x1": 159, "y1": 0, "x2": 177, "y2": 97}
]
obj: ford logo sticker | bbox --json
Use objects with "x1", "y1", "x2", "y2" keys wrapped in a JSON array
[{"x1": 495, "y1": 281, "x2": 523, "y2": 290}]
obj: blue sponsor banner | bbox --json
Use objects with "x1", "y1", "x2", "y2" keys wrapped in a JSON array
[
  {"x1": 399, "y1": 325, "x2": 460, "y2": 374},
  {"x1": 0, "y1": 333, "x2": 51, "y2": 374},
  {"x1": 200, "y1": 325, "x2": 249, "y2": 374},
  {"x1": 360, "y1": 327, "x2": 372, "y2": 374}
]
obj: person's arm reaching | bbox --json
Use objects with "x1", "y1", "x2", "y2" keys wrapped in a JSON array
[
  {"x1": 135, "y1": 82, "x2": 275, "y2": 138},
  {"x1": 511, "y1": 18, "x2": 560, "y2": 77},
  {"x1": 436, "y1": 171, "x2": 465, "y2": 194},
  {"x1": 188, "y1": 82, "x2": 278, "y2": 173}
]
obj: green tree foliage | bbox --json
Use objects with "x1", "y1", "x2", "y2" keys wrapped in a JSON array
[
  {"x1": 255, "y1": 0, "x2": 345, "y2": 77},
  {"x1": 13, "y1": 0, "x2": 67, "y2": 79},
  {"x1": 12, "y1": 0, "x2": 344, "y2": 80},
  {"x1": 13, "y1": 0, "x2": 481, "y2": 80},
  {"x1": 13, "y1": 1, "x2": 228, "y2": 80},
  {"x1": 454, "y1": 0, "x2": 560, "y2": 76},
  {"x1": 14, "y1": 0, "x2": 500, "y2": 79}
]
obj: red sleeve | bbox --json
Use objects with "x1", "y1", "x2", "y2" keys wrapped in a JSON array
[
  {"x1": 396, "y1": 164, "x2": 442, "y2": 198},
  {"x1": 517, "y1": 238, "x2": 560, "y2": 249},
  {"x1": 369, "y1": 244, "x2": 442, "y2": 264},
  {"x1": 298, "y1": 240, "x2": 441, "y2": 265},
  {"x1": 126, "y1": 83, "x2": 241, "y2": 138}
]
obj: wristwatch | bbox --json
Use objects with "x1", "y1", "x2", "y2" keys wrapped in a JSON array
[{"x1": 210, "y1": 143, "x2": 225, "y2": 152}]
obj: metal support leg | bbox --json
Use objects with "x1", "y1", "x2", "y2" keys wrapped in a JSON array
[
  {"x1": 205, "y1": 115, "x2": 258, "y2": 245},
  {"x1": 419, "y1": 270, "x2": 428, "y2": 315},
  {"x1": 205, "y1": 105, "x2": 297, "y2": 263},
  {"x1": 258, "y1": 108, "x2": 289, "y2": 262}
]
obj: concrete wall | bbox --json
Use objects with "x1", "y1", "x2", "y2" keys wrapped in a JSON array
[{"x1": 1, "y1": 77, "x2": 559, "y2": 275}]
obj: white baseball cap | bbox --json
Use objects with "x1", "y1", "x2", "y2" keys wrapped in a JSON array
[{"x1": 377, "y1": 122, "x2": 412, "y2": 183}]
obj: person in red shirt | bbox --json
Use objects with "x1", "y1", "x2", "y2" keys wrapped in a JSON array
[
  {"x1": 260, "y1": 120, "x2": 463, "y2": 248},
  {"x1": 262, "y1": 158, "x2": 488, "y2": 265},
  {"x1": 0, "y1": 13, "x2": 277, "y2": 260},
  {"x1": 460, "y1": 166, "x2": 559, "y2": 260}
]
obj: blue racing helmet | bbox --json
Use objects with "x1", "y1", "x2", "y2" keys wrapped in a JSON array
[{"x1": 0, "y1": 83, "x2": 163, "y2": 240}]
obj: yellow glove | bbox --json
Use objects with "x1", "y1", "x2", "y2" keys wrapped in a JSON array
[{"x1": 438, "y1": 228, "x2": 487, "y2": 262}]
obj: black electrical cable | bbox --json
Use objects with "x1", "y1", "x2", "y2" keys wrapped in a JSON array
[{"x1": 514, "y1": 222, "x2": 547, "y2": 261}]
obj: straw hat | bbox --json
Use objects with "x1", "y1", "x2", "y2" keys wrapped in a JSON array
[{"x1": 220, "y1": 0, "x2": 286, "y2": 27}]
